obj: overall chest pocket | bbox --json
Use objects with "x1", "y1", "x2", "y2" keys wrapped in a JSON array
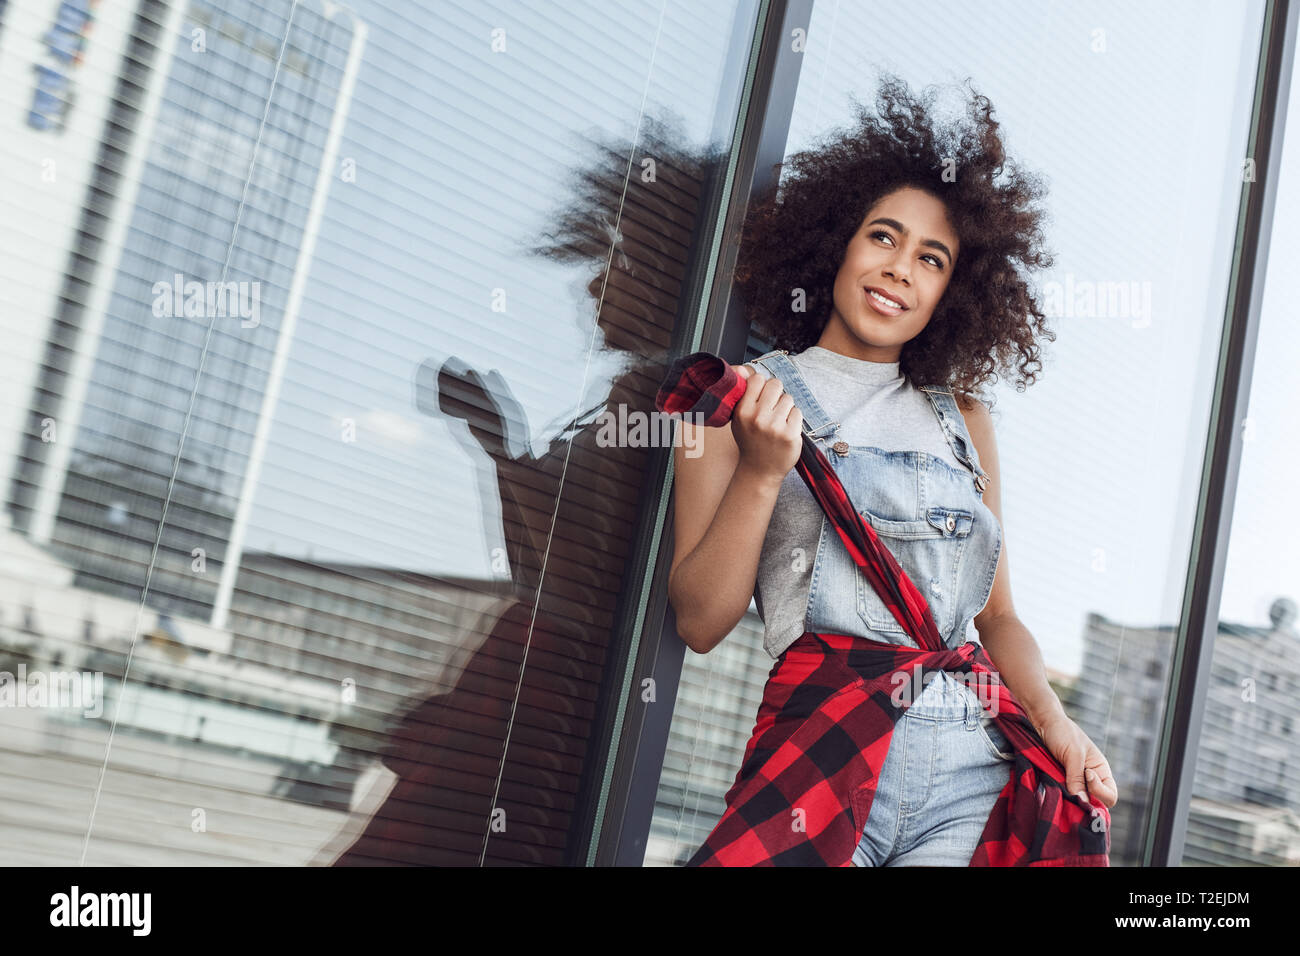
[{"x1": 855, "y1": 505, "x2": 973, "y2": 638}]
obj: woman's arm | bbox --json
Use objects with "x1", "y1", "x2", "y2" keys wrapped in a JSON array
[
  {"x1": 668, "y1": 425, "x2": 781, "y2": 653},
  {"x1": 961, "y1": 397, "x2": 1119, "y2": 808},
  {"x1": 958, "y1": 398, "x2": 1068, "y2": 733},
  {"x1": 668, "y1": 366, "x2": 803, "y2": 654}
]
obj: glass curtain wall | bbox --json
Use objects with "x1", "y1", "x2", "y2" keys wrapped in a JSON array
[
  {"x1": 647, "y1": 0, "x2": 1269, "y2": 867},
  {"x1": 0, "y1": 0, "x2": 759, "y2": 866}
]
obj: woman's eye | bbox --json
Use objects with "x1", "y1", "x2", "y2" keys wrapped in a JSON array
[{"x1": 872, "y1": 230, "x2": 944, "y2": 269}]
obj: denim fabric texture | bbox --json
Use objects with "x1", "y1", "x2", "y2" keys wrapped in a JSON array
[
  {"x1": 746, "y1": 350, "x2": 1002, "y2": 654},
  {"x1": 850, "y1": 670, "x2": 1015, "y2": 866},
  {"x1": 747, "y1": 350, "x2": 1010, "y2": 866}
]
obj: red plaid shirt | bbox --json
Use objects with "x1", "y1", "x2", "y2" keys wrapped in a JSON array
[{"x1": 656, "y1": 350, "x2": 1111, "y2": 866}]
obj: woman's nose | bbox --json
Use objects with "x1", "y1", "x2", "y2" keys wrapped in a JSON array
[{"x1": 883, "y1": 263, "x2": 910, "y2": 286}]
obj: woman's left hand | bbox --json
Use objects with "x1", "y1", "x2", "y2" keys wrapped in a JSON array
[{"x1": 1035, "y1": 713, "x2": 1119, "y2": 809}]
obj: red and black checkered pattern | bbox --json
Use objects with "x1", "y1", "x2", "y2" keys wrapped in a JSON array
[{"x1": 657, "y1": 350, "x2": 1111, "y2": 866}]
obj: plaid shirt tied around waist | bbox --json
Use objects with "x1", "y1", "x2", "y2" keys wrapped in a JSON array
[{"x1": 656, "y1": 350, "x2": 1112, "y2": 866}]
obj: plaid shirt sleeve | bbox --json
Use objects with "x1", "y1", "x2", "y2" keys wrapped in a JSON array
[{"x1": 656, "y1": 351, "x2": 1112, "y2": 866}]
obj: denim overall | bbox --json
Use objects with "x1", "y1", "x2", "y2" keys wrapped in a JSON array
[{"x1": 746, "y1": 349, "x2": 1013, "y2": 865}]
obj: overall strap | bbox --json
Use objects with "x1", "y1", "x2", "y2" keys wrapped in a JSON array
[
  {"x1": 653, "y1": 349, "x2": 946, "y2": 652},
  {"x1": 744, "y1": 350, "x2": 844, "y2": 455},
  {"x1": 918, "y1": 385, "x2": 991, "y2": 496}
]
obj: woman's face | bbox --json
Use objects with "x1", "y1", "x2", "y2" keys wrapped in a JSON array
[{"x1": 818, "y1": 186, "x2": 960, "y2": 362}]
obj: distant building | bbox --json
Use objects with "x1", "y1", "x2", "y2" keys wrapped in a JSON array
[
  {"x1": 1072, "y1": 599, "x2": 1300, "y2": 865},
  {"x1": 6, "y1": 0, "x2": 362, "y2": 625}
]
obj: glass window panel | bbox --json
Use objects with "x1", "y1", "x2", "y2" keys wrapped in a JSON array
[
  {"x1": 1182, "y1": 53, "x2": 1300, "y2": 867},
  {"x1": 0, "y1": 0, "x2": 758, "y2": 865},
  {"x1": 648, "y1": 0, "x2": 1266, "y2": 867}
]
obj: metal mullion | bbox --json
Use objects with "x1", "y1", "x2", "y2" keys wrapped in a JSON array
[
  {"x1": 582, "y1": 0, "x2": 815, "y2": 867},
  {"x1": 1143, "y1": 0, "x2": 1297, "y2": 868}
]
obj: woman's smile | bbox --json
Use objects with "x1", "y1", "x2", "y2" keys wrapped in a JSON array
[{"x1": 864, "y1": 285, "x2": 909, "y2": 316}]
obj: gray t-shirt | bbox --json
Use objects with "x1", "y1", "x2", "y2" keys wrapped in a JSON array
[{"x1": 753, "y1": 346, "x2": 965, "y2": 658}]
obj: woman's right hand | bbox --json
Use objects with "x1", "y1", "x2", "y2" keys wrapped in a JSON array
[{"x1": 730, "y1": 364, "x2": 803, "y2": 484}]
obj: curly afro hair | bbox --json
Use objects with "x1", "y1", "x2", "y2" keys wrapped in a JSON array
[{"x1": 734, "y1": 73, "x2": 1056, "y2": 411}]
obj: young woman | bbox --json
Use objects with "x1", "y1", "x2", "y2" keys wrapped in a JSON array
[{"x1": 668, "y1": 76, "x2": 1118, "y2": 866}]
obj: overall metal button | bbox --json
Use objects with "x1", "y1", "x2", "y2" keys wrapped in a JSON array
[
  {"x1": 975, "y1": 473, "x2": 989, "y2": 492},
  {"x1": 945, "y1": 515, "x2": 956, "y2": 532},
  {"x1": 832, "y1": 440, "x2": 849, "y2": 456}
]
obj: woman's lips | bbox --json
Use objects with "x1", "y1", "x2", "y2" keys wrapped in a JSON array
[{"x1": 864, "y1": 286, "x2": 907, "y2": 316}]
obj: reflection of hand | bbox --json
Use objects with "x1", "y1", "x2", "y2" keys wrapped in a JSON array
[
  {"x1": 415, "y1": 357, "x2": 524, "y2": 461},
  {"x1": 1036, "y1": 713, "x2": 1119, "y2": 809}
]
